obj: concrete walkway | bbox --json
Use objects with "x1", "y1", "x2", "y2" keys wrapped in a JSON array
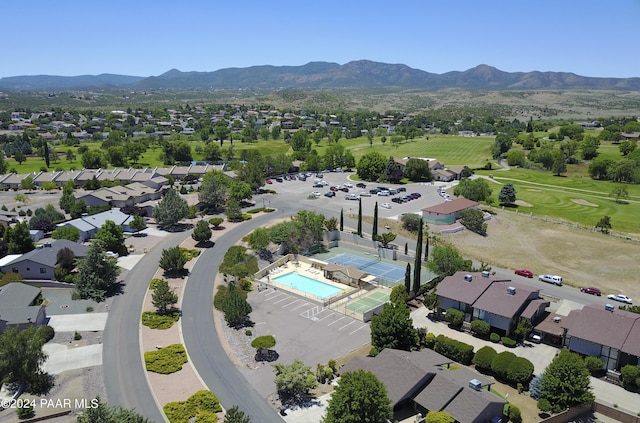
[
  {"x1": 42, "y1": 343, "x2": 103, "y2": 374},
  {"x1": 48, "y1": 313, "x2": 108, "y2": 332}
]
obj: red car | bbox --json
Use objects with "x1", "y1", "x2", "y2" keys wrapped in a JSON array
[
  {"x1": 330, "y1": 186, "x2": 339, "y2": 191},
  {"x1": 265, "y1": 179, "x2": 272, "y2": 184},
  {"x1": 580, "y1": 287, "x2": 602, "y2": 296},
  {"x1": 515, "y1": 269, "x2": 533, "y2": 278}
]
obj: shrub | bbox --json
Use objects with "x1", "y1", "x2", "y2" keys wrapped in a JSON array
[
  {"x1": 209, "y1": 217, "x2": 224, "y2": 228},
  {"x1": 180, "y1": 247, "x2": 201, "y2": 260},
  {"x1": 247, "y1": 208, "x2": 264, "y2": 214},
  {"x1": 508, "y1": 404, "x2": 522, "y2": 423},
  {"x1": 501, "y1": 337, "x2": 517, "y2": 347},
  {"x1": 425, "y1": 332, "x2": 436, "y2": 349},
  {"x1": 445, "y1": 308, "x2": 464, "y2": 328},
  {"x1": 86, "y1": 306, "x2": 94, "y2": 312},
  {"x1": 37, "y1": 325, "x2": 55, "y2": 342},
  {"x1": 434, "y1": 335, "x2": 474, "y2": 365},
  {"x1": 74, "y1": 331, "x2": 82, "y2": 340},
  {"x1": 470, "y1": 320, "x2": 491, "y2": 337},
  {"x1": 401, "y1": 213, "x2": 422, "y2": 232},
  {"x1": 163, "y1": 390, "x2": 222, "y2": 423},
  {"x1": 369, "y1": 346, "x2": 380, "y2": 357},
  {"x1": 620, "y1": 365, "x2": 640, "y2": 391},
  {"x1": 473, "y1": 346, "x2": 497, "y2": 373},
  {"x1": 585, "y1": 356, "x2": 604, "y2": 376},
  {"x1": 16, "y1": 403, "x2": 34, "y2": 419},
  {"x1": 490, "y1": 332, "x2": 500, "y2": 343},
  {"x1": 142, "y1": 311, "x2": 181, "y2": 329},
  {"x1": 507, "y1": 357, "x2": 535, "y2": 386},
  {"x1": 537, "y1": 398, "x2": 552, "y2": 413},
  {"x1": 529, "y1": 374, "x2": 543, "y2": 399},
  {"x1": 241, "y1": 213, "x2": 252, "y2": 221},
  {"x1": 491, "y1": 351, "x2": 517, "y2": 381},
  {"x1": 149, "y1": 278, "x2": 165, "y2": 290},
  {"x1": 245, "y1": 329, "x2": 252, "y2": 336},
  {"x1": 144, "y1": 344, "x2": 188, "y2": 374}
]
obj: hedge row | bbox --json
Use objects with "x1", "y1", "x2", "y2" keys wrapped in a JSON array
[
  {"x1": 144, "y1": 344, "x2": 188, "y2": 374},
  {"x1": 434, "y1": 335, "x2": 474, "y2": 365},
  {"x1": 142, "y1": 311, "x2": 181, "y2": 330}
]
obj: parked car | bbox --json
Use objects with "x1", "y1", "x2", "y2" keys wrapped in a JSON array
[
  {"x1": 538, "y1": 274, "x2": 563, "y2": 286},
  {"x1": 343, "y1": 182, "x2": 353, "y2": 188},
  {"x1": 313, "y1": 183, "x2": 324, "y2": 188},
  {"x1": 580, "y1": 287, "x2": 602, "y2": 296},
  {"x1": 515, "y1": 269, "x2": 533, "y2": 278},
  {"x1": 401, "y1": 195, "x2": 412, "y2": 202},
  {"x1": 340, "y1": 187, "x2": 349, "y2": 192},
  {"x1": 529, "y1": 333, "x2": 542, "y2": 343},
  {"x1": 378, "y1": 190, "x2": 390, "y2": 196},
  {"x1": 356, "y1": 182, "x2": 367, "y2": 188},
  {"x1": 397, "y1": 187, "x2": 407, "y2": 192},
  {"x1": 381, "y1": 202, "x2": 392, "y2": 209},
  {"x1": 105, "y1": 251, "x2": 119, "y2": 259},
  {"x1": 311, "y1": 191, "x2": 321, "y2": 197},
  {"x1": 345, "y1": 194, "x2": 360, "y2": 200},
  {"x1": 607, "y1": 294, "x2": 633, "y2": 304},
  {"x1": 411, "y1": 192, "x2": 422, "y2": 198},
  {"x1": 359, "y1": 191, "x2": 371, "y2": 197},
  {"x1": 324, "y1": 191, "x2": 335, "y2": 198},
  {"x1": 369, "y1": 189, "x2": 380, "y2": 195},
  {"x1": 330, "y1": 186, "x2": 339, "y2": 191},
  {"x1": 391, "y1": 197, "x2": 403, "y2": 204},
  {"x1": 275, "y1": 177, "x2": 283, "y2": 183},
  {"x1": 265, "y1": 179, "x2": 272, "y2": 184}
]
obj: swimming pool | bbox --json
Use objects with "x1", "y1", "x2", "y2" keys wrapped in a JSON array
[{"x1": 272, "y1": 272, "x2": 343, "y2": 299}]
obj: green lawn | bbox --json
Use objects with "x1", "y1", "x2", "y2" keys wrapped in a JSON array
[{"x1": 478, "y1": 168, "x2": 640, "y2": 234}]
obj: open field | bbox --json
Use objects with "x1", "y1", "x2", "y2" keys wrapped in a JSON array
[{"x1": 441, "y1": 210, "x2": 640, "y2": 301}]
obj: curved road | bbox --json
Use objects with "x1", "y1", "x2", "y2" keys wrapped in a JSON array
[{"x1": 104, "y1": 231, "x2": 190, "y2": 422}]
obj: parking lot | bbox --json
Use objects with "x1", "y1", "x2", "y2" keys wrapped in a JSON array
[{"x1": 262, "y1": 171, "x2": 453, "y2": 220}]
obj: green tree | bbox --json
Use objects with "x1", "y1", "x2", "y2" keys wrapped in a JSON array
[
  {"x1": 322, "y1": 370, "x2": 392, "y2": 423},
  {"x1": 513, "y1": 317, "x2": 533, "y2": 342},
  {"x1": 70, "y1": 200, "x2": 87, "y2": 219},
  {"x1": 130, "y1": 215, "x2": 147, "y2": 234},
  {"x1": 619, "y1": 140, "x2": 637, "y2": 156},
  {"x1": 390, "y1": 284, "x2": 408, "y2": 306},
  {"x1": 21, "y1": 176, "x2": 35, "y2": 190},
  {"x1": 506, "y1": 150, "x2": 526, "y2": 167},
  {"x1": 273, "y1": 359, "x2": 318, "y2": 404},
  {"x1": 14, "y1": 151, "x2": 26, "y2": 164},
  {"x1": 94, "y1": 220, "x2": 126, "y2": 256},
  {"x1": 403, "y1": 158, "x2": 432, "y2": 181},
  {"x1": 77, "y1": 396, "x2": 151, "y2": 423},
  {"x1": 370, "y1": 303, "x2": 418, "y2": 352},
  {"x1": 551, "y1": 151, "x2": 567, "y2": 176},
  {"x1": 51, "y1": 226, "x2": 80, "y2": 242},
  {"x1": 340, "y1": 209, "x2": 344, "y2": 231},
  {"x1": 7, "y1": 221, "x2": 35, "y2": 254},
  {"x1": 413, "y1": 220, "x2": 423, "y2": 294},
  {"x1": 223, "y1": 282, "x2": 252, "y2": 327},
  {"x1": 385, "y1": 156, "x2": 403, "y2": 183},
  {"x1": 81, "y1": 149, "x2": 106, "y2": 169},
  {"x1": 473, "y1": 345, "x2": 497, "y2": 372},
  {"x1": 404, "y1": 263, "x2": 411, "y2": 295},
  {"x1": 372, "y1": 202, "x2": 378, "y2": 239},
  {"x1": 191, "y1": 219, "x2": 212, "y2": 245},
  {"x1": 159, "y1": 246, "x2": 188, "y2": 276},
  {"x1": 580, "y1": 135, "x2": 600, "y2": 160},
  {"x1": 498, "y1": 183, "x2": 517, "y2": 204},
  {"x1": 470, "y1": 320, "x2": 491, "y2": 337},
  {"x1": 453, "y1": 178, "x2": 492, "y2": 202},
  {"x1": 424, "y1": 411, "x2": 455, "y2": 423},
  {"x1": 540, "y1": 350, "x2": 594, "y2": 412},
  {"x1": 151, "y1": 278, "x2": 178, "y2": 314},
  {"x1": 595, "y1": 215, "x2": 612, "y2": 233},
  {"x1": 446, "y1": 308, "x2": 464, "y2": 327},
  {"x1": 251, "y1": 335, "x2": 276, "y2": 360},
  {"x1": 228, "y1": 180, "x2": 253, "y2": 203},
  {"x1": 74, "y1": 243, "x2": 121, "y2": 302},
  {"x1": 401, "y1": 213, "x2": 422, "y2": 232},
  {"x1": 0, "y1": 326, "x2": 50, "y2": 394},
  {"x1": 427, "y1": 245, "x2": 471, "y2": 276},
  {"x1": 153, "y1": 189, "x2": 189, "y2": 229},
  {"x1": 610, "y1": 185, "x2": 629, "y2": 203},
  {"x1": 224, "y1": 198, "x2": 242, "y2": 221},
  {"x1": 458, "y1": 209, "x2": 487, "y2": 236},
  {"x1": 356, "y1": 151, "x2": 386, "y2": 181},
  {"x1": 198, "y1": 170, "x2": 230, "y2": 209},
  {"x1": 492, "y1": 133, "x2": 514, "y2": 158},
  {"x1": 247, "y1": 227, "x2": 271, "y2": 257},
  {"x1": 0, "y1": 152, "x2": 7, "y2": 174},
  {"x1": 223, "y1": 405, "x2": 251, "y2": 423},
  {"x1": 375, "y1": 231, "x2": 396, "y2": 248},
  {"x1": 357, "y1": 198, "x2": 362, "y2": 236}
]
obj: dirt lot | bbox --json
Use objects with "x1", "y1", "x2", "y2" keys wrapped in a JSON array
[{"x1": 439, "y1": 210, "x2": 640, "y2": 300}]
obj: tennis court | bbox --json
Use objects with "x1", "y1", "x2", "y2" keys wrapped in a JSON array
[
  {"x1": 326, "y1": 253, "x2": 406, "y2": 284},
  {"x1": 345, "y1": 291, "x2": 390, "y2": 314}
]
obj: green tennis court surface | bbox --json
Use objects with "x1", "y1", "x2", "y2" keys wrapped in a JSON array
[{"x1": 345, "y1": 291, "x2": 389, "y2": 312}]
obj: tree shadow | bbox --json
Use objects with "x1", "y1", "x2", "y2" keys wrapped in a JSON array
[
  {"x1": 195, "y1": 240, "x2": 215, "y2": 248},
  {"x1": 500, "y1": 203, "x2": 518, "y2": 209},
  {"x1": 255, "y1": 349, "x2": 279, "y2": 362}
]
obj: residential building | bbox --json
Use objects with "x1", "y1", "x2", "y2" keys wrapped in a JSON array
[
  {"x1": 422, "y1": 198, "x2": 479, "y2": 225},
  {"x1": 56, "y1": 209, "x2": 134, "y2": 242},
  {"x1": 0, "y1": 283, "x2": 47, "y2": 333},
  {"x1": 0, "y1": 239, "x2": 88, "y2": 280}
]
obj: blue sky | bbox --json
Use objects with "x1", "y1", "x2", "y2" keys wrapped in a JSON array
[{"x1": 2, "y1": 0, "x2": 639, "y2": 78}]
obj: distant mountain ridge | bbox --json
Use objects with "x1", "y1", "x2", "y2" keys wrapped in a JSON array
[{"x1": 1, "y1": 60, "x2": 639, "y2": 91}]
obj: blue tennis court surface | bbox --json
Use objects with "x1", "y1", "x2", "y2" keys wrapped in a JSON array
[{"x1": 326, "y1": 253, "x2": 405, "y2": 282}]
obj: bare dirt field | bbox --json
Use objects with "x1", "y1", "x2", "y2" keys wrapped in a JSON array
[{"x1": 440, "y1": 210, "x2": 640, "y2": 300}]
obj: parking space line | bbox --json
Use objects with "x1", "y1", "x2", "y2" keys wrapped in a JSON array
[
  {"x1": 273, "y1": 295, "x2": 292, "y2": 305},
  {"x1": 317, "y1": 312, "x2": 335, "y2": 322},
  {"x1": 265, "y1": 293, "x2": 288, "y2": 302},
  {"x1": 291, "y1": 302, "x2": 310, "y2": 310},
  {"x1": 327, "y1": 316, "x2": 345, "y2": 326},
  {"x1": 281, "y1": 299, "x2": 300, "y2": 308},
  {"x1": 349, "y1": 325, "x2": 368, "y2": 335},
  {"x1": 338, "y1": 321, "x2": 356, "y2": 331}
]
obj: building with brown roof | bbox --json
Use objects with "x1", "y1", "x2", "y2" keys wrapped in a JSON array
[
  {"x1": 435, "y1": 272, "x2": 545, "y2": 337},
  {"x1": 340, "y1": 348, "x2": 505, "y2": 423},
  {"x1": 422, "y1": 198, "x2": 479, "y2": 225},
  {"x1": 323, "y1": 263, "x2": 369, "y2": 287},
  {"x1": 561, "y1": 304, "x2": 640, "y2": 370}
]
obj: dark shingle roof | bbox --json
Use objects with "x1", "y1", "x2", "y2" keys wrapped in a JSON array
[
  {"x1": 563, "y1": 304, "x2": 640, "y2": 351},
  {"x1": 472, "y1": 281, "x2": 538, "y2": 318},
  {"x1": 5, "y1": 239, "x2": 88, "y2": 268},
  {"x1": 435, "y1": 272, "x2": 495, "y2": 306},
  {"x1": 0, "y1": 282, "x2": 43, "y2": 325}
]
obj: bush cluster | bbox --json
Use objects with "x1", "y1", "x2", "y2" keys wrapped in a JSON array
[
  {"x1": 163, "y1": 390, "x2": 222, "y2": 423},
  {"x1": 472, "y1": 346, "x2": 497, "y2": 373},
  {"x1": 620, "y1": 365, "x2": 640, "y2": 391},
  {"x1": 180, "y1": 247, "x2": 201, "y2": 261},
  {"x1": 144, "y1": 344, "x2": 188, "y2": 374},
  {"x1": 141, "y1": 311, "x2": 181, "y2": 330},
  {"x1": 37, "y1": 325, "x2": 55, "y2": 342},
  {"x1": 470, "y1": 320, "x2": 490, "y2": 337},
  {"x1": 434, "y1": 335, "x2": 474, "y2": 365},
  {"x1": 149, "y1": 278, "x2": 165, "y2": 290},
  {"x1": 490, "y1": 333, "x2": 500, "y2": 343},
  {"x1": 501, "y1": 337, "x2": 517, "y2": 347},
  {"x1": 490, "y1": 351, "x2": 534, "y2": 386}
]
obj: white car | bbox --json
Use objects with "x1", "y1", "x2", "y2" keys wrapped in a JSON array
[
  {"x1": 345, "y1": 194, "x2": 360, "y2": 200},
  {"x1": 378, "y1": 190, "x2": 390, "y2": 196},
  {"x1": 607, "y1": 294, "x2": 633, "y2": 304},
  {"x1": 311, "y1": 191, "x2": 321, "y2": 197},
  {"x1": 381, "y1": 202, "x2": 392, "y2": 209},
  {"x1": 343, "y1": 182, "x2": 353, "y2": 188},
  {"x1": 538, "y1": 274, "x2": 563, "y2": 286},
  {"x1": 105, "y1": 251, "x2": 119, "y2": 259}
]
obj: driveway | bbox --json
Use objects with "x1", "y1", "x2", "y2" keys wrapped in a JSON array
[
  {"x1": 42, "y1": 343, "x2": 103, "y2": 374},
  {"x1": 48, "y1": 313, "x2": 108, "y2": 332}
]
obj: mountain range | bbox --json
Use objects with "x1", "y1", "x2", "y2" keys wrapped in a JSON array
[{"x1": 1, "y1": 60, "x2": 639, "y2": 91}]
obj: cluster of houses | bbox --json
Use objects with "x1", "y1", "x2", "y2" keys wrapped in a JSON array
[{"x1": 435, "y1": 272, "x2": 640, "y2": 371}]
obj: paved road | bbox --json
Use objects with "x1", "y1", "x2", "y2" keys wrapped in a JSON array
[
  {"x1": 104, "y1": 231, "x2": 189, "y2": 423},
  {"x1": 182, "y1": 211, "x2": 295, "y2": 423}
]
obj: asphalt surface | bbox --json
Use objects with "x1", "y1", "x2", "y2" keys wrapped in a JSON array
[{"x1": 103, "y1": 231, "x2": 190, "y2": 423}]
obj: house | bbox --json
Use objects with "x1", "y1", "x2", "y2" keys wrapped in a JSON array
[
  {"x1": 77, "y1": 182, "x2": 163, "y2": 208},
  {"x1": 0, "y1": 239, "x2": 89, "y2": 280},
  {"x1": 340, "y1": 348, "x2": 506, "y2": 423},
  {"x1": 0, "y1": 173, "x2": 35, "y2": 189},
  {"x1": 323, "y1": 263, "x2": 371, "y2": 287},
  {"x1": 0, "y1": 283, "x2": 47, "y2": 333},
  {"x1": 561, "y1": 304, "x2": 640, "y2": 370},
  {"x1": 56, "y1": 209, "x2": 134, "y2": 242},
  {"x1": 422, "y1": 198, "x2": 479, "y2": 225},
  {"x1": 435, "y1": 272, "x2": 545, "y2": 337},
  {"x1": 29, "y1": 229, "x2": 45, "y2": 242}
]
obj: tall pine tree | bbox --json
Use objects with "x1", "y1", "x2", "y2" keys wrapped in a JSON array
[
  {"x1": 404, "y1": 263, "x2": 411, "y2": 295},
  {"x1": 372, "y1": 202, "x2": 378, "y2": 239},
  {"x1": 357, "y1": 198, "x2": 362, "y2": 237},
  {"x1": 413, "y1": 221, "x2": 423, "y2": 294},
  {"x1": 340, "y1": 209, "x2": 344, "y2": 231}
]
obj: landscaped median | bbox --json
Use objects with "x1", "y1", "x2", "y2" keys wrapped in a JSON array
[{"x1": 139, "y1": 235, "x2": 222, "y2": 422}]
